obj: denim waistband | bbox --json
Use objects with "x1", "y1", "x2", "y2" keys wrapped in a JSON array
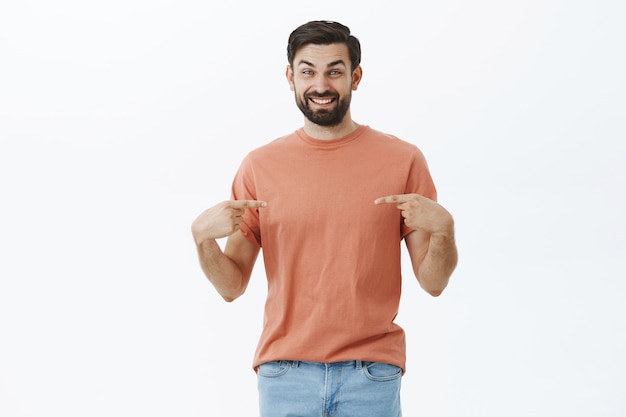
[{"x1": 284, "y1": 360, "x2": 364, "y2": 369}]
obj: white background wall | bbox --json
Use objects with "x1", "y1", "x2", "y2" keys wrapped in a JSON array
[{"x1": 1, "y1": 1, "x2": 624, "y2": 416}]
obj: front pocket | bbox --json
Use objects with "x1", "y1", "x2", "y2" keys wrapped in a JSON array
[
  {"x1": 362, "y1": 361, "x2": 402, "y2": 382},
  {"x1": 257, "y1": 360, "x2": 292, "y2": 377}
]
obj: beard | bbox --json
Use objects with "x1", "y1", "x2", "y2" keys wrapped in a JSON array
[{"x1": 295, "y1": 90, "x2": 351, "y2": 127}]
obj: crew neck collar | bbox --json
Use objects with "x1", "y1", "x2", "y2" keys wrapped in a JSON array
[{"x1": 296, "y1": 125, "x2": 369, "y2": 148}]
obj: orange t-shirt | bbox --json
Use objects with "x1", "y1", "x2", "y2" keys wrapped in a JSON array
[{"x1": 231, "y1": 125, "x2": 437, "y2": 373}]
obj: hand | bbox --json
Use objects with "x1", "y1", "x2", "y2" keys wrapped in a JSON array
[
  {"x1": 191, "y1": 200, "x2": 267, "y2": 243},
  {"x1": 375, "y1": 194, "x2": 453, "y2": 236}
]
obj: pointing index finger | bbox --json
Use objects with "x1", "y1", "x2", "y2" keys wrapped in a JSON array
[
  {"x1": 374, "y1": 195, "x2": 410, "y2": 205},
  {"x1": 232, "y1": 200, "x2": 267, "y2": 209}
]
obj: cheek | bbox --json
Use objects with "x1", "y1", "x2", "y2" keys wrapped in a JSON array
[{"x1": 291, "y1": 81, "x2": 302, "y2": 93}]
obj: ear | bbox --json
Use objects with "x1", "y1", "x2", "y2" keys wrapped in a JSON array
[
  {"x1": 351, "y1": 65, "x2": 363, "y2": 91},
  {"x1": 286, "y1": 64, "x2": 295, "y2": 91}
]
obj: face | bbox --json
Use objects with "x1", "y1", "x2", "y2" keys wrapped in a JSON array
[{"x1": 287, "y1": 43, "x2": 362, "y2": 127}]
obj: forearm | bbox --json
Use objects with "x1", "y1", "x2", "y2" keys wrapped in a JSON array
[
  {"x1": 417, "y1": 230, "x2": 458, "y2": 297},
  {"x1": 195, "y1": 239, "x2": 247, "y2": 302}
]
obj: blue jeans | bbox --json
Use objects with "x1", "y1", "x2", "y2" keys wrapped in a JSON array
[{"x1": 257, "y1": 360, "x2": 402, "y2": 417}]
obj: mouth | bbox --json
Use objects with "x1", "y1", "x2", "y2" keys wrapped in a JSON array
[
  {"x1": 309, "y1": 97, "x2": 335, "y2": 105},
  {"x1": 306, "y1": 92, "x2": 338, "y2": 107}
]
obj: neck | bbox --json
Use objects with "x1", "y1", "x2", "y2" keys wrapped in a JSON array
[{"x1": 302, "y1": 115, "x2": 360, "y2": 140}]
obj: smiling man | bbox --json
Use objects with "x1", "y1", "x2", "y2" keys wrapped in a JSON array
[
  {"x1": 290, "y1": 45, "x2": 356, "y2": 129},
  {"x1": 191, "y1": 20, "x2": 458, "y2": 417}
]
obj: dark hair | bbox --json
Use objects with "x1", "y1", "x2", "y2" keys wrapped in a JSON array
[{"x1": 287, "y1": 20, "x2": 361, "y2": 71}]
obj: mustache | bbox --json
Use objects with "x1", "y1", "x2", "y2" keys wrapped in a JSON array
[{"x1": 305, "y1": 91, "x2": 339, "y2": 99}]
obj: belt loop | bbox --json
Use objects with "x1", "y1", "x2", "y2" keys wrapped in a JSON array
[
  {"x1": 291, "y1": 360, "x2": 299, "y2": 368},
  {"x1": 355, "y1": 360, "x2": 362, "y2": 370}
]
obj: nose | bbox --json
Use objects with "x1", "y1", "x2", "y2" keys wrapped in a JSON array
[{"x1": 311, "y1": 73, "x2": 331, "y2": 93}]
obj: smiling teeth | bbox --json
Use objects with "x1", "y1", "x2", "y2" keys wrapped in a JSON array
[{"x1": 312, "y1": 98, "x2": 332, "y2": 104}]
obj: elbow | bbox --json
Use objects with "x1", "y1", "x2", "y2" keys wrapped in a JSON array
[
  {"x1": 417, "y1": 276, "x2": 449, "y2": 297},
  {"x1": 423, "y1": 283, "x2": 447, "y2": 297},
  {"x1": 427, "y1": 288, "x2": 444, "y2": 297},
  {"x1": 220, "y1": 291, "x2": 243, "y2": 303},
  {"x1": 208, "y1": 274, "x2": 248, "y2": 303},
  {"x1": 416, "y1": 258, "x2": 457, "y2": 297},
  {"x1": 219, "y1": 286, "x2": 246, "y2": 303}
]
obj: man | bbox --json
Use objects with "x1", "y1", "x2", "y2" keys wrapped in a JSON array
[{"x1": 192, "y1": 20, "x2": 457, "y2": 417}]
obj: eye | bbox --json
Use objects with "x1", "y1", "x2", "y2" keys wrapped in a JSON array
[
  {"x1": 302, "y1": 70, "x2": 314, "y2": 76},
  {"x1": 329, "y1": 70, "x2": 342, "y2": 76}
]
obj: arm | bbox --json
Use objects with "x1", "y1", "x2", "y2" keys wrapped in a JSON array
[
  {"x1": 191, "y1": 200, "x2": 265, "y2": 302},
  {"x1": 375, "y1": 194, "x2": 458, "y2": 297},
  {"x1": 405, "y1": 226, "x2": 457, "y2": 297}
]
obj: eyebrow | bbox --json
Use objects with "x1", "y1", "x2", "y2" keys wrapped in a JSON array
[{"x1": 297, "y1": 59, "x2": 347, "y2": 68}]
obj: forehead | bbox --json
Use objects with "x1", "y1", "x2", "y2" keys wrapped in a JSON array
[{"x1": 294, "y1": 43, "x2": 351, "y2": 67}]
